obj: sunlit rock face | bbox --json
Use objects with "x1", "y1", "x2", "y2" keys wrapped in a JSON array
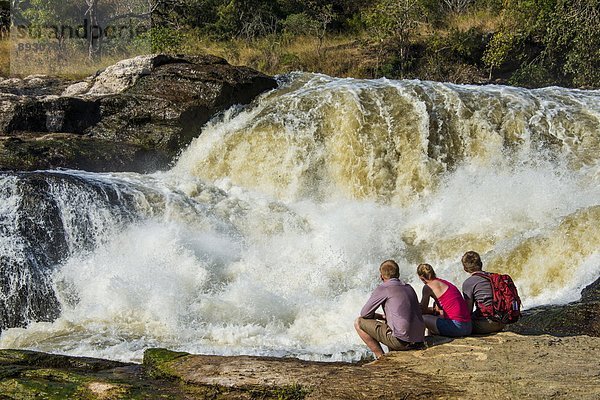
[{"x1": 0, "y1": 54, "x2": 277, "y2": 173}]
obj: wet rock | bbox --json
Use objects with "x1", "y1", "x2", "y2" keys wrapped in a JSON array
[
  {"x1": 0, "y1": 171, "x2": 143, "y2": 332},
  {"x1": 0, "y1": 54, "x2": 277, "y2": 172},
  {"x1": 581, "y1": 276, "x2": 600, "y2": 302},
  {"x1": 508, "y1": 276, "x2": 600, "y2": 337},
  {"x1": 508, "y1": 302, "x2": 600, "y2": 337},
  {"x1": 0, "y1": 134, "x2": 170, "y2": 173},
  {"x1": 0, "y1": 349, "x2": 129, "y2": 371}
]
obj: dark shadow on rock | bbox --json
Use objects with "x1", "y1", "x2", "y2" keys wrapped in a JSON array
[
  {"x1": 425, "y1": 335, "x2": 454, "y2": 348},
  {"x1": 0, "y1": 134, "x2": 171, "y2": 174},
  {"x1": 508, "y1": 276, "x2": 600, "y2": 337}
]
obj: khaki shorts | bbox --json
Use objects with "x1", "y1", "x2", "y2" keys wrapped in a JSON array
[
  {"x1": 358, "y1": 317, "x2": 423, "y2": 351},
  {"x1": 472, "y1": 318, "x2": 505, "y2": 334}
]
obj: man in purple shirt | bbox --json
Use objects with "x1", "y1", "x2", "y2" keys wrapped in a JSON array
[{"x1": 354, "y1": 260, "x2": 426, "y2": 359}]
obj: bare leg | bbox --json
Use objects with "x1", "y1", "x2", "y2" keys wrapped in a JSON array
[
  {"x1": 423, "y1": 315, "x2": 440, "y2": 335},
  {"x1": 354, "y1": 318, "x2": 384, "y2": 358}
]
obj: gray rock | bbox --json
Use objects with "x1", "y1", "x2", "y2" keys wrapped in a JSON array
[
  {"x1": 0, "y1": 54, "x2": 277, "y2": 172},
  {"x1": 581, "y1": 276, "x2": 600, "y2": 303},
  {"x1": 0, "y1": 134, "x2": 170, "y2": 173},
  {"x1": 0, "y1": 171, "x2": 145, "y2": 332},
  {"x1": 0, "y1": 75, "x2": 70, "y2": 97}
]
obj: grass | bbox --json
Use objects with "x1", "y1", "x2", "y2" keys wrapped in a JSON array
[
  {"x1": 177, "y1": 32, "x2": 374, "y2": 78},
  {"x1": 0, "y1": 38, "x2": 9, "y2": 76},
  {"x1": 445, "y1": 8, "x2": 503, "y2": 34},
  {"x1": 0, "y1": 7, "x2": 501, "y2": 81},
  {"x1": 0, "y1": 33, "x2": 372, "y2": 79}
]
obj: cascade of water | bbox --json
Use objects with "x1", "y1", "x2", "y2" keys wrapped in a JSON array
[{"x1": 1, "y1": 73, "x2": 599, "y2": 362}]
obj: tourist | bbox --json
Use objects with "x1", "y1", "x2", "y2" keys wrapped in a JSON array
[
  {"x1": 354, "y1": 260, "x2": 425, "y2": 359},
  {"x1": 461, "y1": 251, "x2": 506, "y2": 334},
  {"x1": 417, "y1": 263, "x2": 472, "y2": 337}
]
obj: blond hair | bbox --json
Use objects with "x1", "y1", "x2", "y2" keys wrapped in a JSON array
[{"x1": 417, "y1": 263, "x2": 437, "y2": 280}]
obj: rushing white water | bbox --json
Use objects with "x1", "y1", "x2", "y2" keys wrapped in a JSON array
[{"x1": 1, "y1": 73, "x2": 599, "y2": 363}]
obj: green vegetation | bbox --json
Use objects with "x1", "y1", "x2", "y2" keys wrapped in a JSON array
[
  {"x1": 0, "y1": 0, "x2": 598, "y2": 88},
  {"x1": 143, "y1": 348, "x2": 190, "y2": 380},
  {"x1": 491, "y1": 0, "x2": 600, "y2": 88},
  {"x1": 0, "y1": 349, "x2": 311, "y2": 399}
]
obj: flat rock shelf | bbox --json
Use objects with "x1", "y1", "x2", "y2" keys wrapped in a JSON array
[{"x1": 1, "y1": 333, "x2": 599, "y2": 399}]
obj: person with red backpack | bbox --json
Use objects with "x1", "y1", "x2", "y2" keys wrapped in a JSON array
[{"x1": 461, "y1": 251, "x2": 522, "y2": 334}]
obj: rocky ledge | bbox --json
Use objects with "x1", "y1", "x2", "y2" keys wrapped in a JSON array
[
  {"x1": 1, "y1": 333, "x2": 599, "y2": 399},
  {"x1": 0, "y1": 54, "x2": 277, "y2": 173},
  {"x1": 1, "y1": 280, "x2": 598, "y2": 399},
  {"x1": 508, "y1": 276, "x2": 600, "y2": 337}
]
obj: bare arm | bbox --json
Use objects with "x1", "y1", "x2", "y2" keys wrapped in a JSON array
[{"x1": 420, "y1": 285, "x2": 439, "y2": 315}]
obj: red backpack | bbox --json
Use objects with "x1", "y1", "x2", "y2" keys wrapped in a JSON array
[{"x1": 473, "y1": 272, "x2": 522, "y2": 324}]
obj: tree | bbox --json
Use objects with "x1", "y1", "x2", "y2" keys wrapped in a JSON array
[
  {"x1": 213, "y1": 0, "x2": 280, "y2": 40},
  {"x1": 363, "y1": 0, "x2": 424, "y2": 77},
  {"x1": 443, "y1": 0, "x2": 473, "y2": 13},
  {"x1": 85, "y1": 0, "x2": 158, "y2": 61},
  {"x1": 482, "y1": 30, "x2": 515, "y2": 80},
  {"x1": 0, "y1": 1, "x2": 9, "y2": 38},
  {"x1": 307, "y1": 1, "x2": 335, "y2": 58},
  {"x1": 495, "y1": 0, "x2": 600, "y2": 87}
]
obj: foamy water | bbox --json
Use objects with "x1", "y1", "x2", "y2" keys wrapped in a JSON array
[{"x1": 1, "y1": 74, "x2": 599, "y2": 362}]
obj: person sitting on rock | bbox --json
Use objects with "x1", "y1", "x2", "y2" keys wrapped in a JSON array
[
  {"x1": 461, "y1": 251, "x2": 506, "y2": 334},
  {"x1": 417, "y1": 263, "x2": 472, "y2": 337},
  {"x1": 354, "y1": 260, "x2": 425, "y2": 359}
]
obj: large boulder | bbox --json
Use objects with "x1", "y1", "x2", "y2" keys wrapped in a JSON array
[
  {"x1": 0, "y1": 134, "x2": 169, "y2": 173},
  {"x1": 0, "y1": 54, "x2": 277, "y2": 173},
  {"x1": 508, "y1": 276, "x2": 600, "y2": 337}
]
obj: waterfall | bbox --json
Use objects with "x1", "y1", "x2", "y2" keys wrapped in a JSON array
[{"x1": 1, "y1": 73, "x2": 599, "y2": 362}]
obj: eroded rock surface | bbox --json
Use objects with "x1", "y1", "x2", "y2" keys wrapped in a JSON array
[
  {"x1": 2, "y1": 333, "x2": 599, "y2": 399},
  {"x1": 0, "y1": 54, "x2": 277, "y2": 173},
  {"x1": 143, "y1": 334, "x2": 600, "y2": 399}
]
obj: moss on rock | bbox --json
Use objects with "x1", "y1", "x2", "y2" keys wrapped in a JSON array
[{"x1": 143, "y1": 348, "x2": 190, "y2": 380}]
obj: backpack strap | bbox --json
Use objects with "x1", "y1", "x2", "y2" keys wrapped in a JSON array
[
  {"x1": 470, "y1": 271, "x2": 494, "y2": 318},
  {"x1": 472, "y1": 271, "x2": 491, "y2": 280}
]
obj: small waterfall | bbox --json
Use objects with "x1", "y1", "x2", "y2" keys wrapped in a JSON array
[{"x1": 0, "y1": 171, "x2": 149, "y2": 330}]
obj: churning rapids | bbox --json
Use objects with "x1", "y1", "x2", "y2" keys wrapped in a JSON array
[{"x1": 1, "y1": 73, "x2": 599, "y2": 363}]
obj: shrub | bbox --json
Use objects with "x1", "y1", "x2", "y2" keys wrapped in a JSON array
[{"x1": 137, "y1": 26, "x2": 185, "y2": 53}]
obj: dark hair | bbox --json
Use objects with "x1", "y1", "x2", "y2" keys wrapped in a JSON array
[
  {"x1": 380, "y1": 260, "x2": 400, "y2": 279},
  {"x1": 462, "y1": 251, "x2": 483, "y2": 273}
]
